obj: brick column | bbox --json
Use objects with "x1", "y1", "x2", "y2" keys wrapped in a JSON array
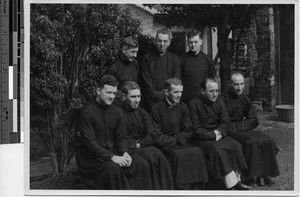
[{"x1": 248, "y1": 6, "x2": 277, "y2": 111}]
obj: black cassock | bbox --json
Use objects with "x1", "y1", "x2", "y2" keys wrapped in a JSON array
[
  {"x1": 219, "y1": 90, "x2": 280, "y2": 178},
  {"x1": 76, "y1": 100, "x2": 152, "y2": 190},
  {"x1": 150, "y1": 100, "x2": 208, "y2": 189},
  {"x1": 121, "y1": 103, "x2": 174, "y2": 190},
  {"x1": 187, "y1": 96, "x2": 248, "y2": 180},
  {"x1": 140, "y1": 50, "x2": 181, "y2": 110},
  {"x1": 107, "y1": 56, "x2": 139, "y2": 106},
  {"x1": 180, "y1": 51, "x2": 215, "y2": 102}
]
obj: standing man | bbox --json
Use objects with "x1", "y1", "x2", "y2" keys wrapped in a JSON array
[
  {"x1": 188, "y1": 78, "x2": 250, "y2": 190},
  {"x1": 150, "y1": 78, "x2": 208, "y2": 190},
  {"x1": 219, "y1": 72, "x2": 280, "y2": 186},
  {"x1": 141, "y1": 29, "x2": 181, "y2": 111},
  {"x1": 76, "y1": 74, "x2": 152, "y2": 190},
  {"x1": 120, "y1": 81, "x2": 174, "y2": 190},
  {"x1": 107, "y1": 37, "x2": 139, "y2": 106},
  {"x1": 180, "y1": 30, "x2": 215, "y2": 102}
]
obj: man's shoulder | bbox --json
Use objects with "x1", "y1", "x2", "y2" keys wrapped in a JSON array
[
  {"x1": 110, "y1": 103, "x2": 124, "y2": 113},
  {"x1": 216, "y1": 97, "x2": 226, "y2": 106},
  {"x1": 152, "y1": 100, "x2": 166, "y2": 108},
  {"x1": 166, "y1": 51, "x2": 179, "y2": 61},
  {"x1": 178, "y1": 101, "x2": 190, "y2": 112},
  {"x1": 137, "y1": 106, "x2": 148, "y2": 114},
  {"x1": 81, "y1": 100, "x2": 98, "y2": 116},
  {"x1": 218, "y1": 93, "x2": 226, "y2": 102},
  {"x1": 82, "y1": 100, "x2": 96, "y2": 109},
  {"x1": 200, "y1": 51, "x2": 212, "y2": 59},
  {"x1": 110, "y1": 58, "x2": 123, "y2": 67},
  {"x1": 166, "y1": 51, "x2": 178, "y2": 57},
  {"x1": 143, "y1": 51, "x2": 157, "y2": 59},
  {"x1": 151, "y1": 100, "x2": 167, "y2": 113},
  {"x1": 188, "y1": 97, "x2": 201, "y2": 106}
]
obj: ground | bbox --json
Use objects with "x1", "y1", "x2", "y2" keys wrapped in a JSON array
[{"x1": 30, "y1": 110, "x2": 295, "y2": 190}]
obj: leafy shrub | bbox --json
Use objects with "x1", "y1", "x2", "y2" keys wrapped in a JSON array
[{"x1": 30, "y1": 4, "x2": 141, "y2": 176}]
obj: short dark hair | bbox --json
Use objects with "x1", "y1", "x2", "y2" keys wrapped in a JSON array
[
  {"x1": 120, "y1": 81, "x2": 141, "y2": 95},
  {"x1": 187, "y1": 29, "x2": 203, "y2": 39},
  {"x1": 165, "y1": 78, "x2": 182, "y2": 90},
  {"x1": 98, "y1": 74, "x2": 118, "y2": 89},
  {"x1": 156, "y1": 28, "x2": 172, "y2": 40},
  {"x1": 230, "y1": 71, "x2": 244, "y2": 82},
  {"x1": 201, "y1": 77, "x2": 217, "y2": 90},
  {"x1": 120, "y1": 37, "x2": 139, "y2": 50}
]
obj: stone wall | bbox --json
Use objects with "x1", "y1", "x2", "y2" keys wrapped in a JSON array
[{"x1": 233, "y1": 5, "x2": 277, "y2": 111}]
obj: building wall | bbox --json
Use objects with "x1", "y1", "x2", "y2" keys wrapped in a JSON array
[
  {"x1": 276, "y1": 5, "x2": 295, "y2": 105},
  {"x1": 233, "y1": 6, "x2": 278, "y2": 111},
  {"x1": 117, "y1": 4, "x2": 214, "y2": 56}
]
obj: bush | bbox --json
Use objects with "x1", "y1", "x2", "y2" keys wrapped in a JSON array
[{"x1": 30, "y1": 4, "x2": 141, "y2": 176}]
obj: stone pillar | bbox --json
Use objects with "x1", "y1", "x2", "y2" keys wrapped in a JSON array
[{"x1": 248, "y1": 6, "x2": 277, "y2": 111}]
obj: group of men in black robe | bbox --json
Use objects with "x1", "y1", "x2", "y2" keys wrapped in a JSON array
[{"x1": 76, "y1": 28, "x2": 280, "y2": 190}]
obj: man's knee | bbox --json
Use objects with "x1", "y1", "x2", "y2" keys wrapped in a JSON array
[
  {"x1": 131, "y1": 153, "x2": 148, "y2": 167},
  {"x1": 103, "y1": 161, "x2": 123, "y2": 176}
]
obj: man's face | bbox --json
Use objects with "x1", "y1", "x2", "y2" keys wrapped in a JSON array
[
  {"x1": 122, "y1": 47, "x2": 138, "y2": 62},
  {"x1": 166, "y1": 84, "x2": 183, "y2": 104},
  {"x1": 188, "y1": 35, "x2": 203, "y2": 54},
  {"x1": 97, "y1": 85, "x2": 117, "y2": 105},
  {"x1": 230, "y1": 74, "x2": 245, "y2": 95},
  {"x1": 125, "y1": 89, "x2": 141, "y2": 109},
  {"x1": 156, "y1": 33, "x2": 171, "y2": 55},
  {"x1": 202, "y1": 81, "x2": 219, "y2": 102}
]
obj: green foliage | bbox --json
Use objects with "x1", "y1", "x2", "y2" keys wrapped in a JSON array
[{"x1": 30, "y1": 4, "x2": 141, "y2": 176}]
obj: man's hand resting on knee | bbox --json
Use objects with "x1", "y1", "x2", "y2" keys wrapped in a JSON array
[{"x1": 111, "y1": 152, "x2": 132, "y2": 167}]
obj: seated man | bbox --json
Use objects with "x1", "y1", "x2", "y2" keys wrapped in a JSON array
[
  {"x1": 187, "y1": 78, "x2": 250, "y2": 190},
  {"x1": 120, "y1": 81, "x2": 174, "y2": 190},
  {"x1": 150, "y1": 78, "x2": 208, "y2": 190},
  {"x1": 76, "y1": 74, "x2": 152, "y2": 190},
  {"x1": 219, "y1": 72, "x2": 279, "y2": 185}
]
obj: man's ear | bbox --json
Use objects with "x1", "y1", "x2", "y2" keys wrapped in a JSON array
[
  {"x1": 227, "y1": 81, "x2": 231, "y2": 87},
  {"x1": 122, "y1": 46, "x2": 127, "y2": 54},
  {"x1": 121, "y1": 93, "x2": 126, "y2": 101},
  {"x1": 200, "y1": 38, "x2": 203, "y2": 46},
  {"x1": 164, "y1": 89, "x2": 169, "y2": 96},
  {"x1": 201, "y1": 89, "x2": 205, "y2": 95},
  {"x1": 96, "y1": 87, "x2": 101, "y2": 95}
]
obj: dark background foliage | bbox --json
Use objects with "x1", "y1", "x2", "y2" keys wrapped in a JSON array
[{"x1": 30, "y1": 4, "x2": 143, "y2": 176}]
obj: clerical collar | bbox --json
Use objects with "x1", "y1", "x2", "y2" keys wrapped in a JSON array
[
  {"x1": 200, "y1": 94, "x2": 214, "y2": 105},
  {"x1": 119, "y1": 54, "x2": 131, "y2": 64},
  {"x1": 166, "y1": 97, "x2": 177, "y2": 109},
  {"x1": 123, "y1": 100, "x2": 136, "y2": 112},
  {"x1": 95, "y1": 97, "x2": 109, "y2": 108},
  {"x1": 188, "y1": 50, "x2": 201, "y2": 56},
  {"x1": 154, "y1": 49, "x2": 167, "y2": 56},
  {"x1": 229, "y1": 88, "x2": 241, "y2": 98}
]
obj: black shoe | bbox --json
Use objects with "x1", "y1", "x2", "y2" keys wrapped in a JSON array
[
  {"x1": 263, "y1": 176, "x2": 275, "y2": 186},
  {"x1": 243, "y1": 178, "x2": 256, "y2": 186},
  {"x1": 231, "y1": 182, "x2": 252, "y2": 190}
]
